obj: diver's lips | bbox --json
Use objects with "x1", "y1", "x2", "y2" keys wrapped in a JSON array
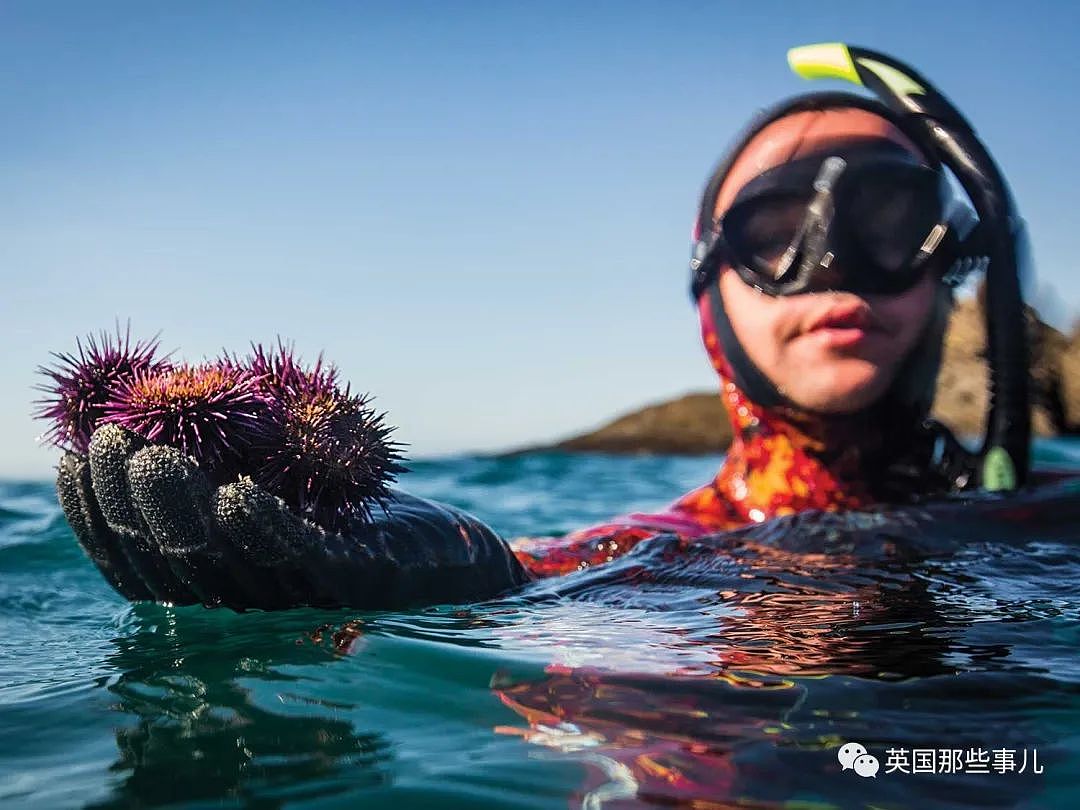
[
  {"x1": 809, "y1": 326, "x2": 872, "y2": 348},
  {"x1": 803, "y1": 304, "x2": 882, "y2": 348},
  {"x1": 807, "y1": 304, "x2": 874, "y2": 332}
]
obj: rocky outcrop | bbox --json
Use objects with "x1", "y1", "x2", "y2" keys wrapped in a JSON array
[
  {"x1": 553, "y1": 393, "x2": 733, "y2": 455},
  {"x1": 1063, "y1": 324, "x2": 1080, "y2": 430},
  {"x1": 539, "y1": 298, "x2": 1077, "y2": 455},
  {"x1": 930, "y1": 297, "x2": 1069, "y2": 437}
]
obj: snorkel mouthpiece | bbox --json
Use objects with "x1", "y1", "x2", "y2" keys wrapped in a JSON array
[{"x1": 788, "y1": 43, "x2": 1030, "y2": 490}]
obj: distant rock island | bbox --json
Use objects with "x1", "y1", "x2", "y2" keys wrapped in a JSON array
[
  {"x1": 553, "y1": 392, "x2": 734, "y2": 455},
  {"x1": 532, "y1": 297, "x2": 1079, "y2": 455}
]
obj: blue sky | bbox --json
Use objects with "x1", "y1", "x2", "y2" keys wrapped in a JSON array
[{"x1": 3, "y1": 1, "x2": 1079, "y2": 478}]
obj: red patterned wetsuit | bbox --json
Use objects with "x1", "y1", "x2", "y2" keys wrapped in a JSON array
[{"x1": 510, "y1": 294, "x2": 891, "y2": 578}]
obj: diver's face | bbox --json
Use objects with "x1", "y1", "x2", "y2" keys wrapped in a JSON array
[
  {"x1": 709, "y1": 108, "x2": 941, "y2": 414},
  {"x1": 719, "y1": 268, "x2": 937, "y2": 413}
]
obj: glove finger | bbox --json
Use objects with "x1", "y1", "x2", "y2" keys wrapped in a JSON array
[
  {"x1": 127, "y1": 445, "x2": 264, "y2": 609},
  {"x1": 57, "y1": 452, "x2": 154, "y2": 601},
  {"x1": 87, "y1": 424, "x2": 195, "y2": 603},
  {"x1": 212, "y1": 478, "x2": 360, "y2": 609},
  {"x1": 88, "y1": 424, "x2": 151, "y2": 535}
]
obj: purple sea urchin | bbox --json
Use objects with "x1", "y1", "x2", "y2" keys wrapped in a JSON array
[
  {"x1": 254, "y1": 382, "x2": 405, "y2": 530},
  {"x1": 102, "y1": 362, "x2": 270, "y2": 478},
  {"x1": 35, "y1": 326, "x2": 169, "y2": 452},
  {"x1": 236, "y1": 341, "x2": 405, "y2": 527}
]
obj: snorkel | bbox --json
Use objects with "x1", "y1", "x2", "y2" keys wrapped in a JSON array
[{"x1": 786, "y1": 44, "x2": 1029, "y2": 491}]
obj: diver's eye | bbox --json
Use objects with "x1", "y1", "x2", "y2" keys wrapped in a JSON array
[
  {"x1": 848, "y1": 173, "x2": 944, "y2": 272},
  {"x1": 724, "y1": 194, "x2": 809, "y2": 272}
]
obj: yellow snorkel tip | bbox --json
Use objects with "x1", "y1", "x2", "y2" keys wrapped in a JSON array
[
  {"x1": 788, "y1": 42, "x2": 927, "y2": 97},
  {"x1": 787, "y1": 43, "x2": 862, "y2": 86}
]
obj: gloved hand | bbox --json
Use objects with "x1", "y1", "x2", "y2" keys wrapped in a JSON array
[{"x1": 57, "y1": 424, "x2": 531, "y2": 611}]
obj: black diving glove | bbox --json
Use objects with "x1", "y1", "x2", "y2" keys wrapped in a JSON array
[{"x1": 56, "y1": 424, "x2": 531, "y2": 611}]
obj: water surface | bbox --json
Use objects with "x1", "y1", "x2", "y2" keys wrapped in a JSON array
[{"x1": 3, "y1": 443, "x2": 1080, "y2": 808}]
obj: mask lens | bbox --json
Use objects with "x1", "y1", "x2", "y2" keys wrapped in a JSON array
[
  {"x1": 723, "y1": 193, "x2": 812, "y2": 281},
  {"x1": 847, "y1": 169, "x2": 944, "y2": 273}
]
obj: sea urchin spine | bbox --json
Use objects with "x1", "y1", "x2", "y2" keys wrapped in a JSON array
[
  {"x1": 244, "y1": 340, "x2": 339, "y2": 400},
  {"x1": 35, "y1": 326, "x2": 169, "y2": 453}
]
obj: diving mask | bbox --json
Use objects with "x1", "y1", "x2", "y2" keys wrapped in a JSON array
[{"x1": 691, "y1": 140, "x2": 969, "y2": 298}]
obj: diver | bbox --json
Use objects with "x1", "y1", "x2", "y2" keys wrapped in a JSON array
[{"x1": 54, "y1": 45, "x2": 1034, "y2": 610}]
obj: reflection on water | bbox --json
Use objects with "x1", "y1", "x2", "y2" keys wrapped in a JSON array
[
  {"x1": 88, "y1": 610, "x2": 393, "y2": 808},
  {"x1": 483, "y1": 492, "x2": 1080, "y2": 808},
  {"x1": 3, "y1": 452, "x2": 1080, "y2": 808}
]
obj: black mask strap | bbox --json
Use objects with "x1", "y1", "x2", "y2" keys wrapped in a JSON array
[{"x1": 705, "y1": 283, "x2": 785, "y2": 409}]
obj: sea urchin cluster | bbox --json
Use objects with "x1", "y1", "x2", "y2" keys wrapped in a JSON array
[
  {"x1": 37, "y1": 330, "x2": 406, "y2": 530},
  {"x1": 35, "y1": 326, "x2": 169, "y2": 453}
]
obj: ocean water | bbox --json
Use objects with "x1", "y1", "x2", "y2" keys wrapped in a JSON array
[{"x1": 3, "y1": 442, "x2": 1080, "y2": 809}]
